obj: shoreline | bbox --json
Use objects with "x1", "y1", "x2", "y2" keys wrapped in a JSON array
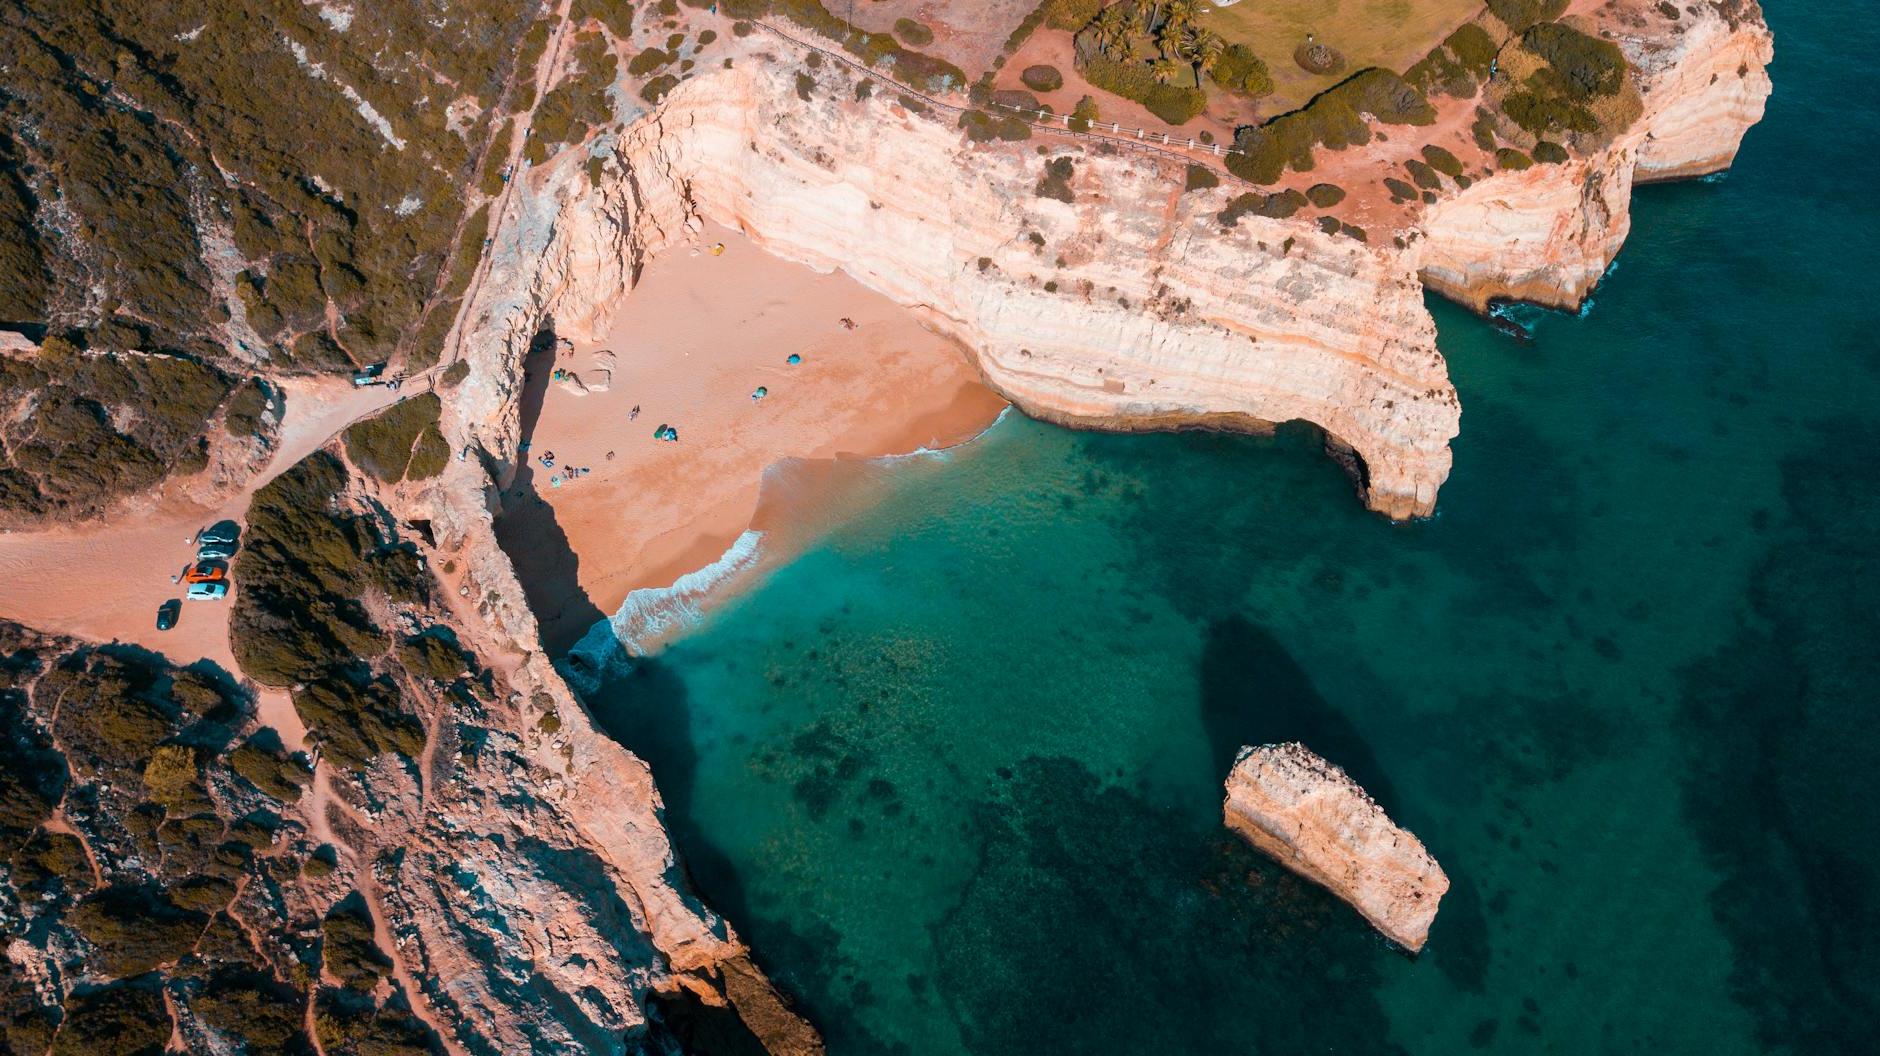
[
  {"x1": 495, "y1": 221, "x2": 1008, "y2": 658},
  {"x1": 561, "y1": 404, "x2": 1014, "y2": 692}
]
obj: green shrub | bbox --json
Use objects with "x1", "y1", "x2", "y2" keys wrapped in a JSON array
[
  {"x1": 322, "y1": 897, "x2": 391, "y2": 991},
  {"x1": 1044, "y1": 0, "x2": 1103, "y2": 31},
  {"x1": 1210, "y1": 43, "x2": 1274, "y2": 98},
  {"x1": 8, "y1": 830, "x2": 88, "y2": 892},
  {"x1": 960, "y1": 110, "x2": 1033, "y2": 143},
  {"x1": 628, "y1": 47, "x2": 673, "y2": 76},
  {"x1": 1305, "y1": 183, "x2": 1347, "y2": 208},
  {"x1": 1384, "y1": 176, "x2": 1419, "y2": 202},
  {"x1": 1407, "y1": 24, "x2": 1501, "y2": 98},
  {"x1": 1501, "y1": 22, "x2": 1628, "y2": 138},
  {"x1": 1226, "y1": 69, "x2": 1433, "y2": 184},
  {"x1": 1217, "y1": 189, "x2": 1307, "y2": 227},
  {"x1": 229, "y1": 739, "x2": 312, "y2": 802},
  {"x1": 440, "y1": 360, "x2": 470, "y2": 388},
  {"x1": 1533, "y1": 140, "x2": 1570, "y2": 163},
  {"x1": 1184, "y1": 165, "x2": 1220, "y2": 193},
  {"x1": 795, "y1": 71, "x2": 816, "y2": 101},
  {"x1": 641, "y1": 74, "x2": 680, "y2": 103},
  {"x1": 190, "y1": 972, "x2": 308, "y2": 1053},
  {"x1": 1471, "y1": 111, "x2": 1500, "y2": 150},
  {"x1": 51, "y1": 982, "x2": 170, "y2": 1056},
  {"x1": 143, "y1": 745, "x2": 207, "y2": 815},
  {"x1": 69, "y1": 885, "x2": 207, "y2": 977},
  {"x1": 893, "y1": 18, "x2": 933, "y2": 47},
  {"x1": 343, "y1": 393, "x2": 443, "y2": 484},
  {"x1": 223, "y1": 378, "x2": 269, "y2": 438},
  {"x1": 1422, "y1": 145, "x2": 1465, "y2": 178},
  {"x1": 1080, "y1": 54, "x2": 1207, "y2": 125},
  {"x1": 1496, "y1": 147, "x2": 1535, "y2": 170},
  {"x1": 1486, "y1": 0, "x2": 1570, "y2": 33},
  {"x1": 1069, "y1": 95, "x2": 1100, "y2": 132},
  {"x1": 1021, "y1": 65, "x2": 1064, "y2": 92},
  {"x1": 1035, "y1": 157, "x2": 1077, "y2": 202},
  {"x1": 1405, "y1": 158, "x2": 1444, "y2": 189},
  {"x1": 397, "y1": 633, "x2": 472, "y2": 682}
]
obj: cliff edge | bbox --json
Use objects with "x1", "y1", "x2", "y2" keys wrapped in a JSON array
[{"x1": 1223, "y1": 743, "x2": 1450, "y2": 952}]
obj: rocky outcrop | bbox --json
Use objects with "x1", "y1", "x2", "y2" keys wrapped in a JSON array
[
  {"x1": 457, "y1": 2, "x2": 1769, "y2": 522},
  {"x1": 1223, "y1": 743, "x2": 1449, "y2": 952},
  {"x1": 456, "y1": 40, "x2": 1457, "y2": 520},
  {"x1": 1417, "y1": 2, "x2": 1773, "y2": 310},
  {"x1": 410, "y1": 0, "x2": 1769, "y2": 1042}
]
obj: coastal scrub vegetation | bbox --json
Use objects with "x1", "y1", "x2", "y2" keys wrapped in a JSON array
[
  {"x1": 1226, "y1": 68, "x2": 1436, "y2": 184},
  {"x1": 0, "y1": 0, "x2": 542, "y2": 513},
  {"x1": 1495, "y1": 20, "x2": 1634, "y2": 142},
  {"x1": 230, "y1": 451, "x2": 433, "y2": 770},
  {"x1": 343, "y1": 394, "x2": 449, "y2": 485},
  {"x1": 1486, "y1": 0, "x2": 1571, "y2": 33},
  {"x1": 0, "y1": 338, "x2": 267, "y2": 523},
  {"x1": 0, "y1": 618, "x2": 427, "y2": 1054},
  {"x1": 722, "y1": 0, "x2": 967, "y2": 92}
]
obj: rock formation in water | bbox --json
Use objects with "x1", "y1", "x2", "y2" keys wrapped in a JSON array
[{"x1": 1223, "y1": 743, "x2": 1450, "y2": 952}]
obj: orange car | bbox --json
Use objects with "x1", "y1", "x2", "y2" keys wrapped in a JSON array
[{"x1": 183, "y1": 561, "x2": 227, "y2": 584}]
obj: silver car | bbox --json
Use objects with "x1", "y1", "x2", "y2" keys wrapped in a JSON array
[
  {"x1": 196, "y1": 540, "x2": 237, "y2": 560},
  {"x1": 186, "y1": 581, "x2": 229, "y2": 601}
]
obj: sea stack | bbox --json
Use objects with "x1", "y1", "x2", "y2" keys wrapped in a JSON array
[{"x1": 1223, "y1": 743, "x2": 1449, "y2": 952}]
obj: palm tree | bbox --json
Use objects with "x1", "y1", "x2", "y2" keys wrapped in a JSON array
[
  {"x1": 1191, "y1": 28, "x2": 1225, "y2": 88},
  {"x1": 1150, "y1": 57, "x2": 1185, "y2": 85},
  {"x1": 1165, "y1": 0, "x2": 1198, "y2": 30},
  {"x1": 1093, "y1": 5, "x2": 1132, "y2": 59}
]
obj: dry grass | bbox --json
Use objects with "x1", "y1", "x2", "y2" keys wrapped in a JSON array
[{"x1": 1201, "y1": 0, "x2": 1484, "y2": 112}]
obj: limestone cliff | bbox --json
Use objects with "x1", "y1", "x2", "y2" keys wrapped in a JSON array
[
  {"x1": 455, "y1": 2, "x2": 1769, "y2": 521},
  {"x1": 1223, "y1": 743, "x2": 1450, "y2": 952},
  {"x1": 1417, "y1": 2, "x2": 1774, "y2": 310},
  {"x1": 457, "y1": 42, "x2": 1457, "y2": 519}
]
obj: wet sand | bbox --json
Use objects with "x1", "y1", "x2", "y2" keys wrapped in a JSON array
[{"x1": 500, "y1": 223, "x2": 1006, "y2": 655}]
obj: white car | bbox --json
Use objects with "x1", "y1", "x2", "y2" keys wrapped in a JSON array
[{"x1": 186, "y1": 581, "x2": 229, "y2": 601}]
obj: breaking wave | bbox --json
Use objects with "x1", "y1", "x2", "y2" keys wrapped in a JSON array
[{"x1": 559, "y1": 530, "x2": 765, "y2": 694}]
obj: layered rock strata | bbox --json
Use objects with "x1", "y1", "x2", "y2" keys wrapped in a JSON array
[
  {"x1": 456, "y1": 2, "x2": 1769, "y2": 522},
  {"x1": 1415, "y1": 2, "x2": 1773, "y2": 310},
  {"x1": 1223, "y1": 743, "x2": 1450, "y2": 952}
]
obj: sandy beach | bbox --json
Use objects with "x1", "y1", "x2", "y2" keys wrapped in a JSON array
[{"x1": 496, "y1": 223, "x2": 1006, "y2": 655}]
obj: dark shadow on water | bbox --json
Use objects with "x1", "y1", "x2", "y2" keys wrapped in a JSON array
[
  {"x1": 491, "y1": 326, "x2": 604, "y2": 656},
  {"x1": 1197, "y1": 614, "x2": 1397, "y2": 805},
  {"x1": 585, "y1": 657, "x2": 800, "y2": 1054},
  {"x1": 1196, "y1": 614, "x2": 1491, "y2": 984}
]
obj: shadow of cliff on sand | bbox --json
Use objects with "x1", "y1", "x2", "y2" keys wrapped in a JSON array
[{"x1": 491, "y1": 327, "x2": 605, "y2": 657}]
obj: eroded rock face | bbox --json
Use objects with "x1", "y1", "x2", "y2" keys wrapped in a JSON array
[
  {"x1": 1417, "y1": 3, "x2": 1774, "y2": 310},
  {"x1": 1223, "y1": 743, "x2": 1449, "y2": 952}
]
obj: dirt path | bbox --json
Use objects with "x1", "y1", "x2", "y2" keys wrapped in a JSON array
[
  {"x1": 443, "y1": 0, "x2": 578, "y2": 368},
  {"x1": 0, "y1": 376, "x2": 410, "y2": 700}
]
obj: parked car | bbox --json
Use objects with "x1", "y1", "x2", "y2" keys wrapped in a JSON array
[
  {"x1": 183, "y1": 561, "x2": 227, "y2": 584},
  {"x1": 186, "y1": 581, "x2": 228, "y2": 601},
  {"x1": 156, "y1": 599, "x2": 181, "y2": 630},
  {"x1": 196, "y1": 540, "x2": 237, "y2": 560},
  {"x1": 350, "y1": 363, "x2": 387, "y2": 387},
  {"x1": 198, "y1": 519, "x2": 240, "y2": 545}
]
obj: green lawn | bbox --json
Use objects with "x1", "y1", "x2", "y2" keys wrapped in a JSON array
[{"x1": 1200, "y1": 0, "x2": 1483, "y2": 112}]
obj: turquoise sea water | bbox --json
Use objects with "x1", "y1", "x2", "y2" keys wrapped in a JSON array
[{"x1": 586, "y1": 5, "x2": 1877, "y2": 1052}]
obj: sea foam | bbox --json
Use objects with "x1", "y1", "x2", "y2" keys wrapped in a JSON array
[{"x1": 560, "y1": 529, "x2": 764, "y2": 694}]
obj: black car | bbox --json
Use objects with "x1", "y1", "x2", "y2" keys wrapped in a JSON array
[{"x1": 156, "y1": 599, "x2": 181, "y2": 631}]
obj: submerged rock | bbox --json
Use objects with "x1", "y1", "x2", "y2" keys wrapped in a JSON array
[{"x1": 1223, "y1": 743, "x2": 1448, "y2": 951}]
